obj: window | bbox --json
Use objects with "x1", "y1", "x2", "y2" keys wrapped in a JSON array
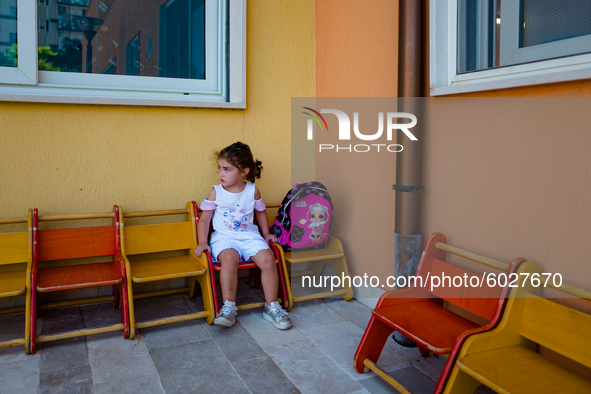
[
  {"x1": 431, "y1": 0, "x2": 591, "y2": 95},
  {"x1": 0, "y1": 0, "x2": 246, "y2": 108}
]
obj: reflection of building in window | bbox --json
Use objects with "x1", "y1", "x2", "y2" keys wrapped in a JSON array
[
  {"x1": 85, "y1": 0, "x2": 205, "y2": 79},
  {"x1": 102, "y1": 59, "x2": 115, "y2": 74},
  {"x1": 126, "y1": 35, "x2": 139, "y2": 76}
]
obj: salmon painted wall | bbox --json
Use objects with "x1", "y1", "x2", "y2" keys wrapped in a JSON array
[
  {"x1": 315, "y1": 0, "x2": 399, "y2": 302},
  {"x1": 316, "y1": 0, "x2": 591, "y2": 304},
  {"x1": 0, "y1": 1, "x2": 315, "y2": 217},
  {"x1": 423, "y1": 26, "x2": 591, "y2": 296}
]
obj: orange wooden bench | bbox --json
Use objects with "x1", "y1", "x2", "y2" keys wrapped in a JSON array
[
  {"x1": 118, "y1": 202, "x2": 215, "y2": 339},
  {"x1": 354, "y1": 232, "x2": 529, "y2": 393},
  {"x1": 0, "y1": 210, "x2": 34, "y2": 354},
  {"x1": 30, "y1": 207, "x2": 129, "y2": 353}
]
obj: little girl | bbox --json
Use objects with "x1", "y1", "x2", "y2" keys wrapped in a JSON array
[{"x1": 194, "y1": 142, "x2": 292, "y2": 330}]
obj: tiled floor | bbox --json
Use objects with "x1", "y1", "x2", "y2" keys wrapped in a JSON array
[{"x1": 0, "y1": 285, "x2": 450, "y2": 394}]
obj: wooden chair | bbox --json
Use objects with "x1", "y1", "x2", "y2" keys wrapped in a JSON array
[
  {"x1": 354, "y1": 232, "x2": 529, "y2": 394},
  {"x1": 0, "y1": 210, "x2": 34, "y2": 354},
  {"x1": 118, "y1": 202, "x2": 215, "y2": 339},
  {"x1": 30, "y1": 206, "x2": 129, "y2": 353},
  {"x1": 444, "y1": 260, "x2": 591, "y2": 394},
  {"x1": 200, "y1": 209, "x2": 291, "y2": 314}
]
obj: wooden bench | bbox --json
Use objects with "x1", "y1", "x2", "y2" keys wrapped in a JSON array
[
  {"x1": 444, "y1": 260, "x2": 591, "y2": 394},
  {"x1": 354, "y1": 232, "x2": 529, "y2": 394},
  {"x1": 30, "y1": 207, "x2": 129, "y2": 353},
  {"x1": 0, "y1": 210, "x2": 34, "y2": 354},
  {"x1": 118, "y1": 202, "x2": 215, "y2": 339},
  {"x1": 264, "y1": 202, "x2": 352, "y2": 310},
  {"x1": 282, "y1": 235, "x2": 353, "y2": 307}
]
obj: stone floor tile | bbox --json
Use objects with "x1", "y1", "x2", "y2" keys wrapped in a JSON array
[
  {"x1": 184, "y1": 294, "x2": 205, "y2": 313},
  {"x1": 397, "y1": 346, "x2": 446, "y2": 382},
  {"x1": 0, "y1": 313, "x2": 38, "y2": 365},
  {"x1": 39, "y1": 306, "x2": 83, "y2": 323},
  {"x1": 39, "y1": 365, "x2": 93, "y2": 394},
  {"x1": 133, "y1": 294, "x2": 193, "y2": 322},
  {"x1": 357, "y1": 374, "x2": 403, "y2": 394},
  {"x1": 93, "y1": 373, "x2": 165, "y2": 394},
  {"x1": 82, "y1": 302, "x2": 125, "y2": 328},
  {"x1": 287, "y1": 299, "x2": 346, "y2": 330},
  {"x1": 299, "y1": 320, "x2": 370, "y2": 378},
  {"x1": 323, "y1": 299, "x2": 373, "y2": 330},
  {"x1": 300, "y1": 320, "x2": 415, "y2": 381},
  {"x1": 141, "y1": 319, "x2": 210, "y2": 350},
  {"x1": 236, "y1": 307, "x2": 305, "y2": 348},
  {"x1": 203, "y1": 318, "x2": 267, "y2": 362},
  {"x1": 387, "y1": 366, "x2": 437, "y2": 394},
  {"x1": 87, "y1": 334, "x2": 156, "y2": 384},
  {"x1": 40, "y1": 336, "x2": 89, "y2": 373},
  {"x1": 0, "y1": 358, "x2": 40, "y2": 394},
  {"x1": 264, "y1": 338, "x2": 365, "y2": 394},
  {"x1": 42, "y1": 315, "x2": 84, "y2": 335},
  {"x1": 232, "y1": 356, "x2": 300, "y2": 394},
  {"x1": 150, "y1": 340, "x2": 249, "y2": 394}
]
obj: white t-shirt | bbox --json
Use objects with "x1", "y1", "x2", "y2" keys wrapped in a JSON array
[{"x1": 200, "y1": 182, "x2": 266, "y2": 244}]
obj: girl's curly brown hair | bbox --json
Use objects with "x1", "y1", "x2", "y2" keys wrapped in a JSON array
[{"x1": 217, "y1": 142, "x2": 263, "y2": 183}]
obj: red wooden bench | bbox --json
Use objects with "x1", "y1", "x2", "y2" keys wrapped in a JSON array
[
  {"x1": 198, "y1": 208, "x2": 291, "y2": 314},
  {"x1": 354, "y1": 232, "x2": 528, "y2": 393},
  {"x1": 30, "y1": 207, "x2": 129, "y2": 353}
]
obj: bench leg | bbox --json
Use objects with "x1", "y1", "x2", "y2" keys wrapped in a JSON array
[
  {"x1": 354, "y1": 315, "x2": 394, "y2": 373},
  {"x1": 119, "y1": 281, "x2": 130, "y2": 339},
  {"x1": 30, "y1": 289, "x2": 37, "y2": 354}
]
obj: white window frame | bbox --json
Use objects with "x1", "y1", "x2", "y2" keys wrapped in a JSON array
[
  {"x1": 0, "y1": 0, "x2": 38, "y2": 85},
  {"x1": 0, "y1": 0, "x2": 246, "y2": 108},
  {"x1": 430, "y1": 0, "x2": 591, "y2": 96}
]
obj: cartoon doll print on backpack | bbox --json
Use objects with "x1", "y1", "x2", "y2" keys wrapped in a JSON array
[{"x1": 270, "y1": 182, "x2": 333, "y2": 251}]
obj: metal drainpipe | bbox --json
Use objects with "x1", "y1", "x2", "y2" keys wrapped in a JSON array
[{"x1": 393, "y1": 0, "x2": 424, "y2": 346}]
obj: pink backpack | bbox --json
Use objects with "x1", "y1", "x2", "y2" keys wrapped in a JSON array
[{"x1": 270, "y1": 182, "x2": 333, "y2": 251}]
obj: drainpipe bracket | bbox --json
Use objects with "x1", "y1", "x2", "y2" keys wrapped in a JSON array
[{"x1": 392, "y1": 184, "x2": 425, "y2": 192}]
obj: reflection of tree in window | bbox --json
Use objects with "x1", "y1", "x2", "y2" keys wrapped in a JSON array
[{"x1": 159, "y1": 0, "x2": 205, "y2": 79}]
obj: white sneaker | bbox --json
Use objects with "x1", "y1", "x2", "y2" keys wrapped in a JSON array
[
  {"x1": 262, "y1": 301, "x2": 293, "y2": 330},
  {"x1": 214, "y1": 300, "x2": 237, "y2": 327}
]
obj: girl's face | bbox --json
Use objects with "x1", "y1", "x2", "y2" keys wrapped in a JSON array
[{"x1": 218, "y1": 158, "x2": 248, "y2": 190}]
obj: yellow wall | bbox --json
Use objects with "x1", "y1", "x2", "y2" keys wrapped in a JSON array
[{"x1": 0, "y1": 0, "x2": 316, "y2": 218}]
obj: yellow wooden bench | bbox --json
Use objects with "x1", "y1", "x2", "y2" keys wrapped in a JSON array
[
  {"x1": 444, "y1": 260, "x2": 591, "y2": 394},
  {"x1": 118, "y1": 202, "x2": 215, "y2": 339},
  {"x1": 266, "y1": 203, "x2": 352, "y2": 309},
  {"x1": 0, "y1": 210, "x2": 33, "y2": 354}
]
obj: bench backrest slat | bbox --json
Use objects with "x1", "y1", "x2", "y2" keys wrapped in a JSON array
[
  {"x1": 123, "y1": 221, "x2": 193, "y2": 255},
  {"x1": 429, "y1": 258, "x2": 503, "y2": 321},
  {"x1": 0, "y1": 232, "x2": 29, "y2": 265},
  {"x1": 520, "y1": 296, "x2": 591, "y2": 368},
  {"x1": 38, "y1": 226, "x2": 117, "y2": 261}
]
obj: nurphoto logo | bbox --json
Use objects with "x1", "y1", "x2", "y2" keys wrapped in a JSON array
[{"x1": 303, "y1": 107, "x2": 418, "y2": 153}]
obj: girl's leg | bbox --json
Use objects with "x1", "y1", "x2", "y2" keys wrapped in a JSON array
[
  {"x1": 250, "y1": 249, "x2": 278, "y2": 305},
  {"x1": 218, "y1": 248, "x2": 240, "y2": 302}
]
